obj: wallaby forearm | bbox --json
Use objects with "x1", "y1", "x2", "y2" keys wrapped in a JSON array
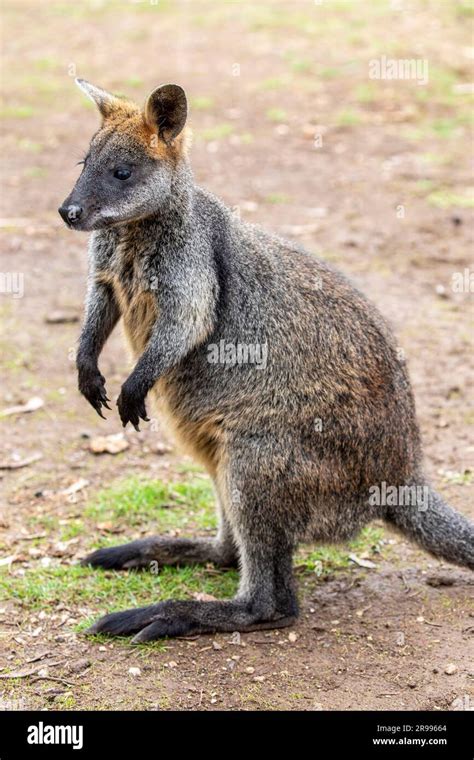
[
  {"x1": 76, "y1": 280, "x2": 119, "y2": 418},
  {"x1": 77, "y1": 281, "x2": 120, "y2": 367}
]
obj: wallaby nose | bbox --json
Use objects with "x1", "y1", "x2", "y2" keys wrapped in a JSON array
[{"x1": 58, "y1": 204, "x2": 83, "y2": 225}]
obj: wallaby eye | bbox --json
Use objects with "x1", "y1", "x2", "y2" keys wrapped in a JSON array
[{"x1": 113, "y1": 166, "x2": 132, "y2": 181}]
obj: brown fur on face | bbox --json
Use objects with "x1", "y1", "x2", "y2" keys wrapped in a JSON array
[{"x1": 89, "y1": 85, "x2": 190, "y2": 164}]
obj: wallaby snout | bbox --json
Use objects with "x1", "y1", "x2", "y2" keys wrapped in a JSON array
[{"x1": 58, "y1": 202, "x2": 83, "y2": 226}]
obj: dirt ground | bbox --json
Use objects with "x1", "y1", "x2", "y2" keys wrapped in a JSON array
[{"x1": 0, "y1": 0, "x2": 473, "y2": 711}]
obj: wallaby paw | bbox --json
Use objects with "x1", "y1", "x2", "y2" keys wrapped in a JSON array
[
  {"x1": 131, "y1": 617, "x2": 192, "y2": 643},
  {"x1": 85, "y1": 604, "x2": 162, "y2": 636},
  {"x1": 84, "y1": 603, "x2": 194, "y2": 640},
  {"x1": 77, "y1": 362, "x2": 110, "y2": 419},
  {"x1": 116, "y1": 378, "x2": 149, "y2": 432}
]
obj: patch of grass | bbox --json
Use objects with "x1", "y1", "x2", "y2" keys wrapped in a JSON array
[
  {"x1": 354, "y1": 83, "x2": 378, "y2": 104},
  {"x1": 335, "y1": 109, "x2": 363, "y2": 127},
  {"x1": 256, "y1": 76, "x2": 288, "y2": 92},
  {"x1": 59, "y1": 520, "x2": 85, "y2": 541},
  {"x1": 266, "y1": 107, "x2": 287, "y2": 123},
  {"x1": 199, "y1": 123, "x2": 234, "y2": 141},
  {"x1": 440, "y1": 469, "x2": 473, "y2": 486},
  {"x1": 431, "y1": 118, "x2": 465, "y2": 139},
  {"x1": 283, "y1": 52, "x2": 312, "y2": 74},
  {"x1": 21, "y1": 77, "x2": 63, "y2": 98},
  {"x1": 295, "y1": 525, "x2": 385, "y2": 575},
  {"x1": 1, "y1": 563, "x2": 239, "y2": 614},
  {"x1": 175, "y1": 461, "x2": 206, "y2": 475},
  {"x1": 124, "y1": 76, "x2": 144, "y2": 88},
  {"x1": 419, "y1": 152, "x2": 451, "y2": 166},
  {"x1": 24, "y1": 167, "x2": 49, "y2": 179},
  {"x1": 318, "y1": 66, "x2": 339, "y2": 79},
  {"x1": 84, "y1": 476, "x2": 216, "y2": 533},
  {"x1": 17, "y1": 138, "x2": 43, "y2": 153},
  {"x1": 413, "y1": 179, "x2": 436, "y2": 194},
  {"x1": 0, "y1": 105, "x2": 34, "y2": 119},
  {"x1": 264, "y1": 192, "x2": 290, "y2": 204},
  {"x1": 427, "y1": 189, "x2": 474, "y2": 209},
  {"x1": 190, "y1": 95, "x2": 214, "y2": 111},
  {"x1": 456, "y1": 0, "x2": 474, "y2": 16},
  {"x1": 27, "y1": 514, "x2": 60, "y2": 533},
  {"x1": 33, "y1": 57, "x2": 61, "y2": 72}
]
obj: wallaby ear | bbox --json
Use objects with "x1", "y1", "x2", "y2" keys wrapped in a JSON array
[
  {"x1": 75, "y1": 78, "x2": 123, "y2": 118},
  {"x1": 144, "y1": 84, "x2": 187, "y2": 145}
]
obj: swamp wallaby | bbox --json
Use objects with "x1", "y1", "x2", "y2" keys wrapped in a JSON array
[{"x1": 58, "y1": 79, "x2": 473, "y2": 642}]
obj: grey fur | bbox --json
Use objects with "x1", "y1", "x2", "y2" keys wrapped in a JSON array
[{"x1": 58, "y1": 81, "x2": 473, "y2": 641}]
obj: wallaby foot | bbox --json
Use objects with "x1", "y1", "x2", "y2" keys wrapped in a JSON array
[
  {"x1": 85, "y1": 599, "x2": 297, "y2": 642},
  {"x1": 81, "y1": 535, "x2": 238, "y2": 570},
  {"x1": 84, "y1": 508, "x2": 298, "y2": 640}
]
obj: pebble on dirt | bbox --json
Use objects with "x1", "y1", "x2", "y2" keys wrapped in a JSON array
[{"x1": 89, "y1": 433, "x2": 129, "y2": 455}]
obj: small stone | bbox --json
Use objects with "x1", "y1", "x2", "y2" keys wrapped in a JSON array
[
  {"x1": 444, "y1": 663, "x2": 457, "y2": 675},
  {"x1": 151, "y1": 442, "x2": 173, "y2": 455},
  {"x1": 68, "y1": 658, "x2": 91, "y2": 674},
  {"x1": 245, "y1": 666, "x2": 255, "y2": 674},
  {"x1": 212, "y1": 641, "x2": 223, "y2": 650},
  {"x1": 253, "y1": 675, "x2": 265, "y2": 682},
  {"x1": 89, "y1": 433, "x2": 129, "y2": 455},
  {"x1": 128, "y1": 667, "x2": 141, "y2": 677},
  {"x1": 288, "y1": 632, "x2": 298, "y2": 642}
]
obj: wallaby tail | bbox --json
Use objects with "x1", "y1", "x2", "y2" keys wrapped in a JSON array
[{"x1": 385, "y1": 486, "x2": 474, "y2": 570}]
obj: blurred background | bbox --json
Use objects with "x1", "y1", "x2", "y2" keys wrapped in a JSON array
[{"x1": 0, "y1": 0, "x2": 473, "y2": 711}]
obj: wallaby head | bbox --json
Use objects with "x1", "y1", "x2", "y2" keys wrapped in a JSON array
[{"x1": 58, "y1": 79, "x2": 189, "y2": 231}]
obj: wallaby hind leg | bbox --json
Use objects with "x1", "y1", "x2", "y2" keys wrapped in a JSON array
[
  {"x1": 85, "y1": 476, "x2": 298, "y2": 640},
  {"x1": 82, "y1": 496, "x2": 238, "y2": 570}
]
